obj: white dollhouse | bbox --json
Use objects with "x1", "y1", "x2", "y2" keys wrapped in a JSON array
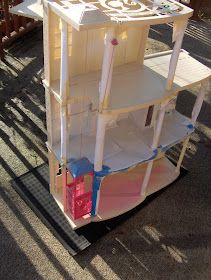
[{"x1": 10, "y1": 0, "x2": 211, "y2": 229}]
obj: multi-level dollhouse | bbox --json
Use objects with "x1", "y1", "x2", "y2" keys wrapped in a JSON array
[{"x1": 10, "y1": 0, "x2": 211, "y2": 229}]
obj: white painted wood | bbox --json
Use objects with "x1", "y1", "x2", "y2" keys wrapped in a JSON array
[
  {"x1": 60, "y1": 20, "x2": 69, "y2": 101},
  {"x1": 53, "y1": 156, "x2": 179, "y2": 228},
  {"x1": 9, "y1": 0, "x2": 43, "y2": 20},
  {"x1": 48, "y1": 149, "x2": 56, "y2": 194},
  {"x1": 141, "y1": 99, "x2": 168, "y2": 195},
  {"x1": 93, "y1": 28, "x2": 117, "y2": 216},
  {"x1": 62, "y1": 165, "x2": 67, "y2": 212},
  {"x1": 60, "y1": 20, "x2": 68, "y2": 213},
  {"x1": 137, "y1": 25, "x2": 150, "y2": 65},
  {"x1": 47, "y1": 110, "x2": 193, "y2": 173},
  {"x1": 46, "y1": 0, "x2": 193, "y2": 31},
  {"x1": 191, "y1": 80, "x2": 208, "y2": 125},
  {"x1": 47, "y1": 52, "x2": 210, "y2": 114},
  {"x1": 175, "y1": 136, "x2": 190, "y2": 173},
  {"x1": 99, "y1": 28, "x2": 116, "y2": 111},
  {"x1": 143, "y1": 110, "x2": 194, "y2": 148},
  {"x1": 96, "y1": 157, "x2": 179, "y2": 221},
  {"x1": 94, "y1": 114, "x2": 109, "y2": 172},
  {"x1": 166, "y1": 19, "x2": 188, "y2": 90},
  {"x1": 60, "y1": 19, "x2": 69, "y2": 163},
  {"x1": 41, "y1": 0, "x2": 210, "y2": 228},
  {"x1": 10, "y1": 0, "x2": 194, "y2": 26}
]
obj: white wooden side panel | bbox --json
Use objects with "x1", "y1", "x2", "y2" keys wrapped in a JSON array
[
  {"x1": 49, "y1": 11, "x2": 61, "y2": 81},
  {"x1": 48, "y1": 16, "x2": 146, "y2": 80},
  {"x1": 85, "y1": 29, "x2": 105, "y2": 73}
]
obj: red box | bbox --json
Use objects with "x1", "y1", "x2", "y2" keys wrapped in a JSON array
[{"x1": 66, "y1": 174, "x2": 93, "y2": 220}]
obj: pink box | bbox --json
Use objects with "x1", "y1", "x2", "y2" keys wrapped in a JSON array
[{"x1": 67, "y1": 175, "x2": 93, "y2": 219}]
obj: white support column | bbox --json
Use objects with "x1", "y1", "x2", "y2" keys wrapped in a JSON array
[
  {"x1": 175, "y1": 79, "x2": 208, "y2": 173},
  {"x1": 175, "y1": 136, "x2": 190, "y2": 173},
  {"x1": 94, "y1": 114, "x2": 108, "y2": 172},
  {"x1": 94, "y1": 27, "x2": 117, "y2": 172},
  {"x1": 48, "y1": 149, "x2": 56, "y2": 194},
  {"x1": 93, "y1": 28, "x2": 117, "y2": 216},
  {"x1": 166, "y1": 19, "x2": 188, "y2": 90},
  {"x1": 141, "y1": 100, "x2": 168, "y2": 196},
  {"x1": 60, "y1": 19, "x2": 69, "y2": 101},
  {"x1": 191, "y1": 80, "x2": 208, "y2": 125},
  {"x1": 99, "y1": 28, "x2": 117, "y2": 112},
  {"x1": 60, "y1": 19, "x2": 69, "y2": 212}
]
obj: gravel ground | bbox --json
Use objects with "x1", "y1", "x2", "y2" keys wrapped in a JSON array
[{"x1": 0, "y1": 20, "x2": 211, "y2": 280}]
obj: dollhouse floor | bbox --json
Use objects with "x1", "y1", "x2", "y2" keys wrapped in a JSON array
[
  {"x1": 95, "y1": 156, "x2": 179, "y2": 222},
  {"x1": 51, "y1": 110, "x2": 193, "y2": 173},
  {"x1": 51, "y1": 156, "x2": 179, "y2": 229},
  {"x1": 49, "y1": 50, "x2": 210, "y2": 113}
]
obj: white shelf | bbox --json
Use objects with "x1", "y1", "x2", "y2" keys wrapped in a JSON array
[
  {"x1": 143, "y1": 110, "x2": 194, "y2": 151},
  {"x1": 49, "y1": 119, "x2": 154, "y2": 173},
  {"x1": 52, "y1": 156, "x2": 179, "y2": 229},
  {"x1": 94, "y1": 156, "x2": 179, "y2": 222},
  {"x1": 49, "y1": 51, "x2": 210, "y2": 114},
  {"x1": 48, "y1": 110, "x2": 193, "y2": 173},
  {"x1": 50, "y1": 62, "x2": 173, "y2": 113},
  {"x1": 144, "y1": 51, "x2": 211, "y2": 91}
]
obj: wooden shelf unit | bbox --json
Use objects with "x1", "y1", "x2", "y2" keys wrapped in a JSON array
[{"x1": 39, "y1": 0, "x2": 210, "y2": 228}]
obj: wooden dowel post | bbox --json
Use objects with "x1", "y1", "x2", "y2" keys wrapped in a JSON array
[
  {"x1": 93, "y1": 28, "x2": 117, "y2": 216},
  {"x1": 141, "y1": 100, "x2": 168, "y2": 196},
  {"x1": 99, "y1": 28, "x2": 117, "y2": 112},
  {"x1": 62, "y1": 165, "x2": 67, "y2": 212},
  {"x1": 60, "y1": 19, "x2": 69, "y2": 101},
  {"x1": 166, "y1": 19, "x2": 188, "y2": 90},
  {"x1": 94, "y1": 27, "x2": 117, "y2": 172},
  {"x1": 176, "y1": 79, "x2": 208, "y2": 173},
  {"x1": 191, "y1": 79, "x2": 208, "y2": 125},
  {"x1": 48, "y1": 149, "x2": 56, "y2": 193},
  {"x1": 60, "y1": 19, "x2": 69, "y2": 212},
  {"x1": 94, "y1": 114, "x2": 108, "y2": 172},
  {"x1": 175, "y1": 136, "x2": 190, "y2": 173}
]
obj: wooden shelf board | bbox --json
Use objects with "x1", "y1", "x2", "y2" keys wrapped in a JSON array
[
  {"x1": 49, "y1": 122, "x2": 154, "y2": 173},
  {"x1": 50, "y1": 61, "x2": 174, "y2": 112},
  {"x1": 145, "y1": 51, "x2": 211, "y2": 91},
  {"x1": 143, "y1": 110, "x2": 194, "y2": 149},
  {"x1": 49, "y1": 51, "x2": 210, "y2": 113},
  {"x1": 51, "y1": 156, "x2": 179, "y2": 229},
  {"x1": 95, "y1": 156, "x2": 179, "y2": 221},
  {"x1": 48, "y1": 110, "x2": 193, "y2": 172}
]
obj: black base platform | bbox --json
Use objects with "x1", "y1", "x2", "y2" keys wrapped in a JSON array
[{"x1": 11, "y1": 163, "x2": 187, "y2": 256}]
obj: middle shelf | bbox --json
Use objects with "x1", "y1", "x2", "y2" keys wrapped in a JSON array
[
  {"x1": 46, "y1": 50, "x2": 210, "y2": 114},
  {"x1": 48, "y1": 110, "x2": 194, "y2": 173}
]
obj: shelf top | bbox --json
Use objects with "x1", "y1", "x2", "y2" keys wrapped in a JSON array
[
  {"x1": 46, "y1": 51, "x2": 210, "y2": 114},
  {"x1": 46, "y1": 0, "x2": 193, "y2": 30}
]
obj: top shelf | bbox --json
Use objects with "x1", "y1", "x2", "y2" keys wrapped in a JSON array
[
  {"x1": 9, "y1": 0, "x2": 193, "y2": 28},
  {"x1": 46, "y1": 0, "x2": 193, "y2": 30},
  {"x1": 46, "y1": 50, "x2": 211, "y2": 114}
]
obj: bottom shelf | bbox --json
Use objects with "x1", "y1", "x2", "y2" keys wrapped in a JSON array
[
  {"x1": 96, "y1": 156, "x2": 179, "y2": 221},
  {"x1": 52, "y1": 156, "x2": 179, "y2": 229}
]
